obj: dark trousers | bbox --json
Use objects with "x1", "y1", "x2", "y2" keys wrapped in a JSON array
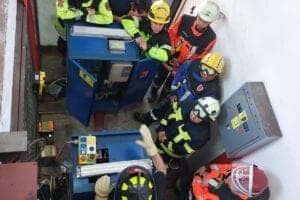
[
  {"x1": 57, "y1": 36, "x2": 67, "y2": 57},
  {"x1": 151, "y1": 65, "x2": 173, "y2": 99},
  {"x1": 151, "y1": 96, "x2": 172, "y2": 120},
  {"x1": 153, "y1": 65, "x2": 169, "y2": 89}
]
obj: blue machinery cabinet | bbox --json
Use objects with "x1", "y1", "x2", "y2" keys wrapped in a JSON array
[
  {"x1": 70, "y1": 130, "x2": 148, "y2": 199},
  {"x1": 66, "y1": 24, "x2": 160, "y2": 125}
]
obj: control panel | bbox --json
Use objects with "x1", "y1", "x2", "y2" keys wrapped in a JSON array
[
  {"x1": 218, "y1": 82, "x2": 282, "y2": 158},
  {"x1": 78, "y1": 135, "x2": 96, "y2": 165}
]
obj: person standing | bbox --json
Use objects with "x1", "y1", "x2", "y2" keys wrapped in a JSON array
[
  {"x1": 121, "y1": 0, "x2": 172, "y2": 63},
  {"x1": 155, "y1": 97, "x2": 220, "y2": 164},
  {"x1": 148, "y1": 0, "x2": 221, "y2": 102}
]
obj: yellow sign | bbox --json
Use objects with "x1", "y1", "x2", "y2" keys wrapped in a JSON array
[
  {"x1": 231, "y1": 111, "x2": 248, "y2": 129},
  {"x1": 79, "y1": 70, "x2": 94, "y2": 87}
]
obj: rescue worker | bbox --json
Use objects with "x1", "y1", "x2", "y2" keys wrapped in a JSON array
[
  {"x1": 134, "y1": 52, "x2": 224, "y2": 125},
  {"x1": 155, "y1": 97, "x2": 221, "y2": 164},
  {"x1": 109, "y1": 0, "x2": 151, "y2": 22},
  {"x1": 148, "y1": 0, "x2": 220, "y2": 102},
  {"x1": 55, "y1": 0, "x2": 113, "y2": 56},
  {"x1": 94, "y1": 125, "x2": 167, "y2": 200},
  {"x1": 190, "y1": 162, "x2": 270, "y2": 200},
  {"x1": 121, "y1": 0, "x2": 172, "y2": 63}
]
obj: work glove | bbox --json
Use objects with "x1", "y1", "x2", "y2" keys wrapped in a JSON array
[
  {"x1": 136, "y1": 124, "x2": 158, "y2": 157},
  {"x1": 74, "y1": 9, "x2": 83, "y2": 20},
  {"x1": 86, "y1": 14, "x2": 96, "y2": 23},
  {"x1": 94, "y1": 175, "x2": 111, "y2": 200}
]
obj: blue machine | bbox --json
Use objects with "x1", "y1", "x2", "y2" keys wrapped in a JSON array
[
  {"x1": 66, "y1": 24, "x2": 160, "y2": 125},
  {"x1": 70, "y1": 130, "x2": 148, "y2": 200}
]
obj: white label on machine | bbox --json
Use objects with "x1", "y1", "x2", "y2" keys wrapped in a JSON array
[
  {"x1": 71, "y1": 25, "x2": 131, "y2": 40},
  {"x1": 109, "y1": 62, "x2": 133, "y2": 82},
  {"x1": 109, "y1": 40, "x2": 126, "y2": 54},
  {"x1": 76, "y1": 159, "x2": 153, "y2": 178}
]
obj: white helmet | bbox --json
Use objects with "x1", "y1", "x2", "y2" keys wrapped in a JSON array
[
  {"x1": 193, "y1": 97, "x2": 220, "y2": 121},
  {"x1": 197, "y1": 1, "x2": 220, "y2": 23}
]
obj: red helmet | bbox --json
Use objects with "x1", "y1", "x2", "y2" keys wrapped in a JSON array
[{"x1": 228, "y1": 163, "x2": 269, "y2": 198}]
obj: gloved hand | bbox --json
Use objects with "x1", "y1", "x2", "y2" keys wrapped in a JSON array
[
  {"x1": 86, "y1": 14, "x2": 96, "y2": 23},
  {"x1": 136, "y1": 124, "x2": 158, "y2": 157},
  {"x1": 95, "y1": 175, "x2": 111, "y2": 200},
  {"x1": 74, "y1": 9, "x2": 83, "y2": 20}
]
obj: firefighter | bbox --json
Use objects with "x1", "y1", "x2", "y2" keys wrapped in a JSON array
[
  {"x1": 94, "y1": 125, "x2": 167, "y2": 200},
  {"x1": 148, "y1": 0, "x2": 220, "y2": 102},
  {"x1": 121, "y1": 0, "x2": 172, "y2": 63},
  {"x1": 155, "y1": 97, "x2": 220, "y2": 164},
  {"x1": 190, "y1": 162, "x2": 270, "y2": 200},
  {"x1": 134, "y1": 52, "x2": 224, "y2": 126},
  {"x1": 109, "y1": 0, "x2": 151, "y2": 22},
  {"x1": 55, "y1": 0, "x2": 113, "y2": 56}
]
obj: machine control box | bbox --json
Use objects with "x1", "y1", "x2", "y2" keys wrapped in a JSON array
[
  {"x1": 217, "y1": 82, "x2": 282, "y2": 158},
  {"x1": 78, "y1": 135, "x2": 96, "y2": 165}
]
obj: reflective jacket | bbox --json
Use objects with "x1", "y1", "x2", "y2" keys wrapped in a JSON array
[
  {"x1": 192, "y1": 164, "x2": 235, "y2": 200},
  {"x1": 121, "y1": 16, "x2": 171, "y2": 62},
  {"x1": 171, "y1": 60, "x2": 221, "y2": 104},
  {"x1": 56, "y1": 0, "x2": 113, "y2": 25},
  {"x1": 156, "y1": 102, "x2": 210, "y2": 159},
  {"x1": 168, "y1": 15, "x2": 216, "y2": 64}
]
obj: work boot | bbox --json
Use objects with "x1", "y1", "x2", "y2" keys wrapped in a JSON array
[
  {"x1": 133, "y1": 112, "x2": 155, "y2": 126},
  {"x1": 168, "y1": 159, "x2": 181, "y2": 170},
  {"x1": 159, "y1": 86, "x2": 171, "y2": 102}
]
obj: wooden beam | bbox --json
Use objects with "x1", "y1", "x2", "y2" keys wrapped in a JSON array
[
  {"x1": 0, "y1": 131, "x2": 27, "y2": 153},
  {"x1": 11, "y1": 2, "x2": 27, "y2": 131}
]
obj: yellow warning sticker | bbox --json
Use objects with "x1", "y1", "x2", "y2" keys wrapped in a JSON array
[
  {"x1": 231, "y1": 111, "x2": 248, "y2": 129},
  {"x1": 79, "y1": 70, "x2": 94, "y2": 87}
]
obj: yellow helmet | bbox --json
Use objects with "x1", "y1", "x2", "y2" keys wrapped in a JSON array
[
  {"x1": 148, "y1": 0, "x2": 170, "y2": 24},
  {"x1": 201, "y1": 52, "x2": 225, "y2": 74}
]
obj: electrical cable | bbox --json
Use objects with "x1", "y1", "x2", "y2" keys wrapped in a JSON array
[{"x1": 56, "y1": 140, "x2": 79, "y2": 160}]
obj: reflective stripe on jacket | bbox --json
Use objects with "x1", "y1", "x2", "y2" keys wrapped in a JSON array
[
  {"x1": 85, "y1": 0, "x2": 113, "y2": 24},
  {"x1": 156, "y1": 102, "x2": 210, "y2": 159},
  {"x1": 56, "y1": 0, "x2": 82, "y2": 20}
]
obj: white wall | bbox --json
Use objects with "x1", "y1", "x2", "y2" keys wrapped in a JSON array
[
  {"x1": 0, "y1": 0, "x2": 17, "y2": 132},
  {"x1": 182, "y1": 0, "x2": 300, "y2": 199}
]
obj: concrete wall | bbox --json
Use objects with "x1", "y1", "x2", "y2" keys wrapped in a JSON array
[
  {"x1": 37, "y1": 0, "x2": 58, "y2": 45},
  {"x1": 182, "y1": 0, "x2": 300, "y2": 199}
]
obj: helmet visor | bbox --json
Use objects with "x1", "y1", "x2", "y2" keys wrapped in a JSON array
[
  {"x1": 192, "y1": 104, "x2": 208, "y2": 120},
  {"x1": 201, "y1": 64, "x2": 217, "y2": 76}
]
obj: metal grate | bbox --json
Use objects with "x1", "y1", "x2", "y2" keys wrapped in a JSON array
[{"x1": 24, "y1": 59, "x2": 38, "y2": 161}]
